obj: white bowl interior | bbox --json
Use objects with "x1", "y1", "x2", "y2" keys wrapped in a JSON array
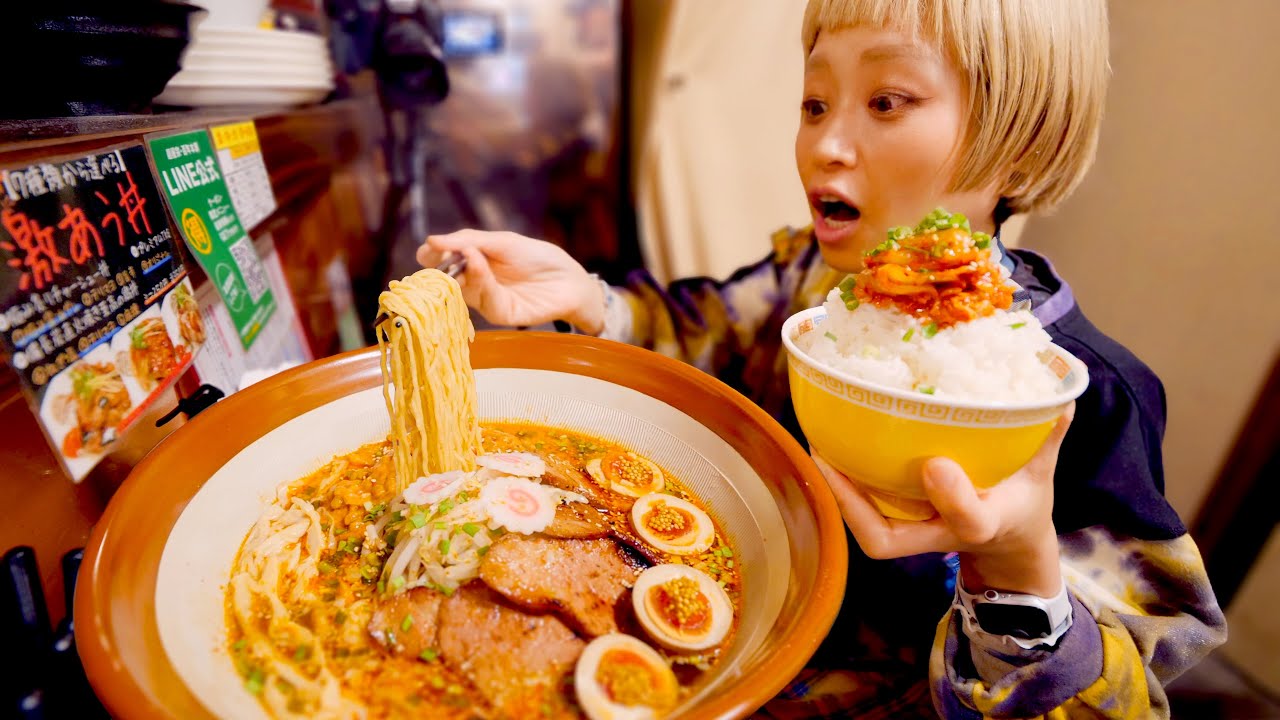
[{"x1": 155, "y1": 368, "x2": 792, "y2": 718}]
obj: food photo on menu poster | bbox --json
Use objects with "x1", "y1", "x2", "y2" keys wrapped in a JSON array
[{"x1": 0, "y1": 144, "x2": 204, "y2": 482}]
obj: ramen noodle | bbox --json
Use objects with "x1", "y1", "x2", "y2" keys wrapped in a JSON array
[{"x1": 376, "y1": 269, "x2": 480, "y2": 488}]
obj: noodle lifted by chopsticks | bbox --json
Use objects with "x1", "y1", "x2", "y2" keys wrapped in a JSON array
[{"x1": 377, "y1": 269, "x2": 479, "y2": 489}]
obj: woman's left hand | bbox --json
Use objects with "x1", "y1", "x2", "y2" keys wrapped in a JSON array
[{"x1": 815, "y1": 403, "x2": 1075, "y2": 597}]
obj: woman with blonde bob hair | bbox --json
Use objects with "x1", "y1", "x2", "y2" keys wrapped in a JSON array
[{"x1": 421, "y1": 0, "x2": 1225, "y2": 716}]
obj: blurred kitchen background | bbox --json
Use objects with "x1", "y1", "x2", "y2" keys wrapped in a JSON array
[{"x1": 0, "y1": 0, "x2": 1276, "y2": 716}]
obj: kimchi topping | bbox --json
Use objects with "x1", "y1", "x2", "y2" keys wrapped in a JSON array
[{"x1": 845, "y1": 209, "x2": 1013, "y2": 328}]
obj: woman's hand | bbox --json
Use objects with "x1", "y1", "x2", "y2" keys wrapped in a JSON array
[
  {"x1": 814, "y1": 404, "x2": 1075, "y2": 597},
  {"x1": 418, "y1": 230, "x2": 605, "y2": 333}
]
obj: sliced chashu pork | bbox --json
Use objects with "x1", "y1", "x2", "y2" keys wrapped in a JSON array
[
  {"x1": 542, "y1": 501, "x2": 610, "y2": 540},
  {"x1": 369, "y1": 584, "x2": 583, "y2": 717},
  {"x1": 479, "y1": 535, "x2": 643, "y2": 637}
]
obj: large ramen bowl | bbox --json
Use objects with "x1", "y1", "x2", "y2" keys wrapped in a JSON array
[
  {"x1": 77, "y1": 331, "x2": 848, "y2": 719},
  {"x1": 783, "y1": 306, "x2": 1088, "y2": 521}
]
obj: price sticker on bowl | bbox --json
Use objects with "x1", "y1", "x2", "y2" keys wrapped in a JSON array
[
  {"x1": 147, "y1": 129, "x2": 275, "y2": 350},
  {"x1": 0, "y1": 143, "x2": 204, "y2": 482}
]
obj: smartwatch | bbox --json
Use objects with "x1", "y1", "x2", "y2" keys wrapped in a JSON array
[{"x1": 953, "y1": 578, "x2": 1072, "y2": 651}]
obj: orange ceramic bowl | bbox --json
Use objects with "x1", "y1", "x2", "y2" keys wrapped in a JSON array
[{"x1": 76, "y1": 331, "x2": 848, "y2": 720}]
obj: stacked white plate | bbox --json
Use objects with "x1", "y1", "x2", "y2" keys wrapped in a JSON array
[{"x1": 155, "y1": 25, "x2": 335, "y2": 107}]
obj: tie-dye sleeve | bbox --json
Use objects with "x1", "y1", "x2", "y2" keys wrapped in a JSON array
[
  {"x1": 599, "y1": 228, "x2": 813, "y2": 373},
  {"x1": 930, "y1": 527, "x2": 1227, "y2": 719}
]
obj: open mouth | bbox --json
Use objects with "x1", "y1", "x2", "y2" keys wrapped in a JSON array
[{"x1": 811, "y1": 192, "x2": 861, "y2": 224}]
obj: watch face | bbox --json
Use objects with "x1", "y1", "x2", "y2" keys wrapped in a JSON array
[{"x1": 973, "y1": 603, "x2": 1053, "y2": 639}]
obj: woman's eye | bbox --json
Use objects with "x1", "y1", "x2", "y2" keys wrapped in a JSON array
[
  {"x1": 869, "y1": 93, "x2": 912, "y2": 115},
  {"x1": 801, "y1": 99, "x2": 827, "y2": 119}
]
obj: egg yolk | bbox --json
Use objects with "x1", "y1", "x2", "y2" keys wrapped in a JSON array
[
  {"x1": 652, "y1": 577, "x2": 710, "y2": 632},
  {"x1": 604, "y1": 452, "x2": 655, "y2": 491},
  {"x1": 642, "y1": 504, "x2": 693, "y2": 540},
  {"x1": 596, "y1": 649, "x2": 665, "y2": 708}
]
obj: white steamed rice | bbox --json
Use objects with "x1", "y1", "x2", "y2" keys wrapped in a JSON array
[{"x1": 796, "y1": 288, "x2": 1061, "y2": 403}]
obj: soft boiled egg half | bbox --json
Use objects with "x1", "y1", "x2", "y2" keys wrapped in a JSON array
[
  {"x1": 575, "y1": 634, "x2": 680, "y2": 720},
  {"x1": 630, "y1": 494, "x2": 715, "y2": 555},
  {"x1": 632, "y1": 564, "x2": 733, "y2": 652},
  {"x1": 586, "y1": 450, "x2": 665, "y2": 498}
]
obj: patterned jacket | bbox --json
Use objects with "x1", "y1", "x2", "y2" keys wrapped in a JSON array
[{"x1": 599, "y1": 227, "x2": 1226, "y2": 719}]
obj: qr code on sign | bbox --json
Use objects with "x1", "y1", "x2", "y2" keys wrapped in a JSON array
[{"x1": 228, "y1": 238, "x2": 270, "y2": 303}]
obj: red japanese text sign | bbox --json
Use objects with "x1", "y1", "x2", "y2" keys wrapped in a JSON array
[{"x1": 0, "y1": 143, "x2": 204, "y2": 481}]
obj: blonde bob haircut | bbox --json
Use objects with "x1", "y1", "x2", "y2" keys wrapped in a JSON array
[{"x1": 802, "y1": 0, "x2": 1109, "y2": 215}]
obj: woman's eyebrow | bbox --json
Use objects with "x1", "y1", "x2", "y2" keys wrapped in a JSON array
[{"x1": 861, "y1": 43, "x2": 933, "y2": 65}]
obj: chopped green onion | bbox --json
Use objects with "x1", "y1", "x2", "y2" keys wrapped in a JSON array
[
  {"x1": 844, "y1": 298, "x2": 860, "y2": 310},
  {"x1": 924, "y1": 322, "x2": 939, "y2": 338},
  {"x1": 726, "y1": 559, "x2": 735, "y2": 568},
  {"x1": 390, "y1": 575, "x2": 406, "y2": 591},
  {"x1": 837, "y1": 276, "x2": 857, "y2": 293},
  {"x1": 294, "y1": 645, "x2": 311, "y2": 661},
  {"x1": 437, "y1": 500, "x2": 455, "y2": 514},
  {"x1": 232, "y1": 639, "x2": 247, "y2": 651},
  {"x1": 434, "y1": 521, "x2": 448, "y2": 531},
  {"x1": 334, "y1": 610, "x2": 347, "y2": 626},
  {"x1": 245, "y1": 668, "x2": 265, "y2": 695},
  {"x1": 477, "y1": 545, "x2": 491, "y2": 557},
  {"x1": 441, "y1": 584, "x2": 456, "y2": 597},
  {"x1": 377, "y1": 580, "x2": 385, "y2": 594},
  {"x1": 391, "y1": 510, "x2": 402, "y2": 521},
  {"x1": 902, "y1": 328, "x2": 914, "y2": 342},
  {"x1": 721, "y1": 547, "x2": 734, "y2": 558},
  {"x1": 430, "y1": 676, "x2": 446, "y2": 690},
  {"x1": 410, "y1": 512, "x2": 427, "y2": 528},
  {"x1": 461, "y1": 522, "x2": 481, "y2": 536},
  {"x1": 401, "y1": 614, "x2": 413, "y2": 632},
  {"x1": 919, "y1": 386, "x2": 936, "y2": 395},
  {"x1": 438, "y1": 539, "x2": 451, "y2": 555},
  {"x1": 1010, "y1": 322, "x2": 1026, "y2": 329},
  {"x1": 318, "y1": 561, "x2": 338, "y2": 574},
  {"x1": 824, "y1": 331, "x2": 838, "y2": 342},
  {"x1": 420, "y1": 648, "x2": 438, "y2": 662},
  {"x1": 386, "y1": 529, "x2": 399, "y2": 547},
  {"x1": 456, "y1": 492, "x2": 470, "y2": 502}
]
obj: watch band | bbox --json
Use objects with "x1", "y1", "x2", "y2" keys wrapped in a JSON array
[{"x1": 953, "y1": 578, "x2": 1073, "y2": 651}]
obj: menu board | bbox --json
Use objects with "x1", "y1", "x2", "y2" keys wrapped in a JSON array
[
  {"x1": 209, "y1": 121, "x2": 277, "y2": 230},
  {"x1": 148, "y1": 130, "x2": 276, "y2": 350},
  {"x1": 0, "y1": 144, "x2": 202, "y2": 482}
]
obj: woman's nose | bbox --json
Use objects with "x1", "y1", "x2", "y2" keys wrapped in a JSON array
[{"x1": 813, "y1": 113, "x2": 859, "y2": 169}]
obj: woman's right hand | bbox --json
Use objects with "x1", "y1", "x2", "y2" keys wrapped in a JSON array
[{"x1": 417, "y1": 230, "x2": 606, "y2": 334}]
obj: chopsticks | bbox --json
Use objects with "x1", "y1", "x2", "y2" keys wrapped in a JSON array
[{"x1": 373, "y1": 252, "x2": 468, "y2": 329}]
